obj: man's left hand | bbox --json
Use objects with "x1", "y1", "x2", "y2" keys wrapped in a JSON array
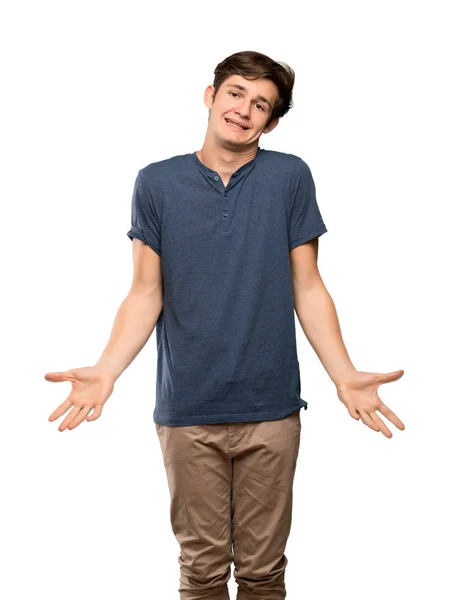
[{"x1": 335, "y1": 369, "x2": 405, "y2": 438}]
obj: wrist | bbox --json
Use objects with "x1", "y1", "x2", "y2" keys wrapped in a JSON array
[
  {"x1": 331, "y1": 366, "x2": 359, "y2": 386},
  {"x1": 94, "y1": 359, "x2": 122, "y2": 382}
]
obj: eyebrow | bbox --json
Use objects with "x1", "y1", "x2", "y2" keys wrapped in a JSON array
[{"x1": 224, "y1": 84, "x2": 273, "y2": 110}]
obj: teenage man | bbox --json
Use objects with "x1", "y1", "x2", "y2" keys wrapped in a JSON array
[{"x1": 46, "y1": 50, "x2": 405, "y2": 600}]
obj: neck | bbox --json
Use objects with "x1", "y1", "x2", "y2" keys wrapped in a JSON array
[{"x1": 196, "y1": 139, "x2": 259, "y2": 177}]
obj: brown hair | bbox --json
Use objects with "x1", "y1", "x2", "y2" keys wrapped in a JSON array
[{"x1": 211, "y1": 50, "x2": 295, "y2": 126}]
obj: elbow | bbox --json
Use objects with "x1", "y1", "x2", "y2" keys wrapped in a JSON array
[{"x1": 292, "y1": 273, "x2": 325, "y2": 295}]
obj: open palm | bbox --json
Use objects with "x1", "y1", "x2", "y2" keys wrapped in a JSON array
[
  {"x1": 45, "y1": 366, "x2": 115, "y2": 432},
  {"x1": 336, "y1": 369, "x2": 405, "y2": 438}
]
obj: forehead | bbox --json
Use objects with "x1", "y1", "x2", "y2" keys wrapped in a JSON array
[{"x1": 221, "y1": 75, "x2": 278, "y2": 109}]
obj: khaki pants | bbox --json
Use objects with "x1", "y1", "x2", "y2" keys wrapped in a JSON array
[{"x1": 155, "y1": 409, "x2": 302, "y2": 599}]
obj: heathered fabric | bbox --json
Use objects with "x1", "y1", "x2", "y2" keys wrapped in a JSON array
[{"x1": 127, "y1": 146, "x2": 328, "y2": 426}]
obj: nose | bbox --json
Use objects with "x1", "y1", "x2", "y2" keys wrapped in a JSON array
[{"x1": 235, "y1": 100, "x2": 251, "y2": 120}]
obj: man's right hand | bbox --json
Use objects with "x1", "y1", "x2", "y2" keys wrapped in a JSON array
[{"x1": 45, "y1": 366, "x2": 115, "y2": 432}]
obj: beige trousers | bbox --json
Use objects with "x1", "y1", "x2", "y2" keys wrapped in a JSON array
[{"x1": 155, "y1": 409, "x2": 302, "y2": 599}]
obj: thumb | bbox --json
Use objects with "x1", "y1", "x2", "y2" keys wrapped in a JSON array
[
  {"x1": 377, "y1": 369, "x2": 405, "y2": 384},
  {"x1": 44, "y1": 370, "x2": 75, "y2": 382}
]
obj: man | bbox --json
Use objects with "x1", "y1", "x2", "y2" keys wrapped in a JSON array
[{"x1": 46, "y1": 50, "x2": 405, "y2": 599}]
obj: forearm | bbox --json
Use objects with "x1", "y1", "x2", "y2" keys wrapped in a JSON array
[
  {"x1": 95, "y1": 288, "x2": 163, "y2": 381},
  {"x1": 293, "y1": 281, "x2": 357, "y2": 384}
]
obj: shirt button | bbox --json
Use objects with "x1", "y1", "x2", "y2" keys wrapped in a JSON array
[
  {"x1": 224, "y1": 194, "x2": 228, "y2": 198},
  {"x1": 214, "y1": 175, "x2": 219, "y2": 181},
  {"x1": 223, "y1": 211, "x2": 228, "y2": 217}
]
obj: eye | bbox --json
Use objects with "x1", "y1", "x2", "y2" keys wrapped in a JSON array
[{"x1": 229, "y1": 92, "x2": 265, "y2": 111}]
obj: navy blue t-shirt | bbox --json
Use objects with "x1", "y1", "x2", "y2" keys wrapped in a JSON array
[{"x1": 127, "y1": 146, "x2": 327, "y2": 426}]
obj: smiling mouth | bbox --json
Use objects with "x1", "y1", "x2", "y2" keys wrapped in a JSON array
[{"x1": 225, "y1": 118, "x2": 249, "y2": 130}]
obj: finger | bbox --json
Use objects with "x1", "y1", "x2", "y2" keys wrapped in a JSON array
[
  {"x1": 378, "y1": 402, "x2": 406, "y2": 431},
  {"x1": 58, "y1": 406, "x2": 82, "y2": 432},
  {"x1": 357, "y1": 411, "x2": 380, "y2": 433},
  {"x1": 369, "y1": 412, "x2": 393, "y2": 438},
  {"x1": 348, "y1": 406, "x2": 360, "y2": 420},
  {"x1": 48, "y1": 384, "x2": 79, "y2": 419},
  {"x1": 86, "y1": 405, "x2": 103, "y2": 421},
  {"x1": 48, "y1": 394, "x2": 74, "y2": 422},
  {"x1": 67, "y1": 406, "x2": 92, "y2": 430}
]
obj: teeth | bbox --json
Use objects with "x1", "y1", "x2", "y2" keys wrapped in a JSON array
[{"x1": 226, "y1": 119, "x2": 245, "y2": 130}]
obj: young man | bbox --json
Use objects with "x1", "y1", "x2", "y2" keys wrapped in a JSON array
[{"x1": 46, "y1": 51, "x2": 405, "y2": 599}]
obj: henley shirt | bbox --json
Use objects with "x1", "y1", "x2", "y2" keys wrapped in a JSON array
[{"x1": 126, "y1": 146, "x2": 328, "y2": 426}]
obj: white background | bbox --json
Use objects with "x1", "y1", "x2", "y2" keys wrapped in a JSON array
[{"x1": 1, "y1": 1, "x2": 449, "y2": 598}]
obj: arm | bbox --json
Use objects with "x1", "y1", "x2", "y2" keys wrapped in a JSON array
[
  {"x1": 290, "y1": 238, "x2": 356, "y2": 384},
  {"x1": 289, "y1": 238, "x2": 405, "y2": 437},
  {"x1": 46, "y1": 238, "x2": 163, "y2": 431},
  {"x1": 95, "y1": 238, "x2": 163, "y2": 381}
]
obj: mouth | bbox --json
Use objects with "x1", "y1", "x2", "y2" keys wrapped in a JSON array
[{"x1": 224, "y1": 118, "x2": 249, "y2": 131}]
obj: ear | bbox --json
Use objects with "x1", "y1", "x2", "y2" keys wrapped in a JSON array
[
  {"x1": 204, "y1": 84, "x2": 216, "y2": 110},
  {"x1": 263, "y1": 116, "x2": 280, "y2": 134}
]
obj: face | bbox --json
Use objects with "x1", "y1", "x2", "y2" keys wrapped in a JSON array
[{"x1": 204, "y1": 74, "x2": 280, "y2": 147}]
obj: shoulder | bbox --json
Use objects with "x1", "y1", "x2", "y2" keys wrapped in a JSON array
[
  {"x1": 138, "y1": 152, "x2": 193, "y2": 186},
  {"x1": 261, "y1": 149, "x2": 311, "y2": 179}
]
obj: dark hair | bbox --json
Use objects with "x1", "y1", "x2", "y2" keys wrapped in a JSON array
[{"x1": 211, "y1": 50, "x2": 295, "y2": 126}]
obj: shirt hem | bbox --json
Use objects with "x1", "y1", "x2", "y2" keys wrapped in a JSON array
[{"x1": 153, "y1": 402, "x2": 308, "y2": 427}]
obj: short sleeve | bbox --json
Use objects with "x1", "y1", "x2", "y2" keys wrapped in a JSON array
[
  {"x1": 289, "y1": 159, "x2": 328, "y2": 251},
  {"x1": 126, "y1": 169, "x2": 161, "y2": 256}
]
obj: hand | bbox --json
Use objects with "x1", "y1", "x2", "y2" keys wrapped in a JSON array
[
  {"x1": 45, "y1": 366, "x2": 115, "y2": 432},
  {"x1": 335, "y1": 369, "x2": 405, "y2": 438}
]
